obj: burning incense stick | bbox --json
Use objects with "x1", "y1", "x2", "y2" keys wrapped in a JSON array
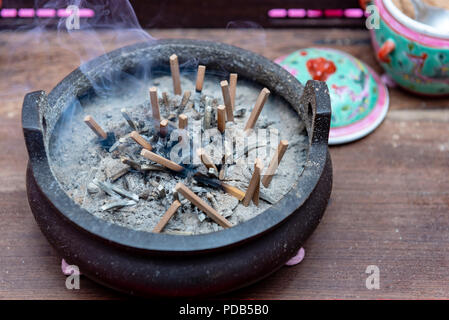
[
  {"x1": 160, "y1": 119, "x2": 168, "y2": 138},
  {"x1": 244, "y1": 88, "x2": 270, "y2": 131},
  {"x1": 220, "y1": 80, "x2": 234, "y2": 122},
  {"x1": 196, "y1": 65, "x2": 206, "y2": 92},
  {"x1": 130, "y1": 131, "x2": 152, "y2": 151},
  {"x1": 229, "y1": 73, "x2": 237, "y2": 110},
  {"x1": 178, "y1": 114, "x2": 188, "y2": 129},
  {"x1": 169, "y1": 54, "x2": 182, "y2": 95},
  {"x1": 152, "y1": 200, "x2": 181, "y2": 233},
  {"x1": 175, "y1": 182, "x2": 232, "y2": 228},
  {"x1": 149, "y1": 87, "x2": 161, "y2": 122},
  {"x1": 84, "y1": 115, "x2": 107, "y2": 139},
  {"x1": 197, "y1": 148, "x2": 218, "y2": 174},
  {"x1": 262, "y1": 140, "x2": 289, "y2": 187},
  {"x1": 140, "y1": 149, "x2": 184, "y2": 172},
  {"x1": 121, "y1": 108, "x2": 137, "y2": 131},
  {"x1": 217, "y1": 105, "x2": 226, "y2": 133},
  {"x1": 243, "y1": 158, "x2": 264, "y2": 207}
]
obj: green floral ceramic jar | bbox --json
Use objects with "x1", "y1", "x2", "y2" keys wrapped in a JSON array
[{"x1": 370, "y1": 0, "x2": 449, "y2": 96}]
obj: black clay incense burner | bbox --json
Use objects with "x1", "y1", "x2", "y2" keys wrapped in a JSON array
[{"x1": 22, "y1": 39, "x2": 333, "y2": 297}]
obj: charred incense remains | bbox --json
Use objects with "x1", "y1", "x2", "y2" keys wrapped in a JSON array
[
  {"x1": 193, "y1": 173, "x2": 245, "y2": 201},
  {"x1": 121, "y1": 108, "x2": 138, "y2": 131},
  {"x1": 52, "y1": 54, "x2": 308, "y2": 235},
  {"x1": 162, "y1": 91, "x2": 169, "y2": 106}
]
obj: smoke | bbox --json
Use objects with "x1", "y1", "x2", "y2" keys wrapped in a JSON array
[
  {"x1": 54, "y1": 0, "x2": 153, "y2": 61},
  {"x1": 7, "y1": 1, "x2": 279, "y2": 168},
  {"x1": 225, "y1": 20, "x2": 266, "y2": 53},
  {"x1": 1, "y1": 0, "x2": 154, "y2": 102}
]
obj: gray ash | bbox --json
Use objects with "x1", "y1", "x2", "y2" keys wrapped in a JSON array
[{"x1": 49, "y1": 74, "x2": 308, "y2": 235}]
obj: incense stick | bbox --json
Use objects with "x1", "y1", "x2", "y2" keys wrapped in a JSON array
[
  {"x1": 262, "y1": 140, "x2": 289, "y2": 187},
  {"x1": 84, "y1": 115, "x2": 107, "y2": 139},
  {"x1": 243, "y1": 158, "x2": 264, "y2": 207},
  {"x1": 178, "y1": 114, "x2": 188, "y2": 129},
  {"x1": 169, "y1": 54, "x2": 182, "y2": 95},
  {"x1": 149, "y1": 87, "x2": 161, "y2": 122},
  {"x1": 175, "y1": 182, "x2": 232, "y2": 228},
  {"x1": 197, "y1": 148, "x2": 218, "y2": 173},
  {"x1": 162, "y1": 91, "x2": 169, "y2": 106},
  {"x1": 152, "y1": 200, "x2": 181, "y2": 233},
  {"x1": 196, "y1": 65, "x2": 206, "y2": 92},
  {"x1": 244, "y1": 88, "x2": 270, "y2": 131},
  {"x1": 229, "y1": 73, "x2": 237, "y2": 110},
  {"x1": 140, "y1": 149, "x2": 184, "y2": 172},
  {"x1": 130, "y1": 131, "x2": 152, "y2": 151},
  {"x1": 220, "y1": 80, "x2": 234, "y2": 122},
  {"x1": 160, "y1": 119, "x2": 168, "y2": 138},
  {"x1": 193, "y1": 173, "x2": 245, "y2": 201},
  {"x1": 178, "y1": 114, "x2": 188, "y2": 142},
  {"x1": 222, "y1": 183, "x2": 245, "y2": 201},
  {"x1": 217, "y1": 105, "x2": 226, "y2": 133},
  {"x1": 180, "y1": 90, "x2": 191, "y2": 108},
  {"x1": 252, "y1": 177, "x2": 261, "y2": 206}
]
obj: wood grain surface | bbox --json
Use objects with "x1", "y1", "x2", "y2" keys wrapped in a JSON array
[{"x1": 1, "y1": 29, "x2": 449, "y2": 299}]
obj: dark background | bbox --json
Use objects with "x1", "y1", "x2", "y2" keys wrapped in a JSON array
[{"x1": 0, "y1": 0, "x2": 364, "y2": 29}]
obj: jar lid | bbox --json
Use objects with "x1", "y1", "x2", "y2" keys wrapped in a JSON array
[{"x1": 275, "y1": 48, "x2": 389, "y2": 144}]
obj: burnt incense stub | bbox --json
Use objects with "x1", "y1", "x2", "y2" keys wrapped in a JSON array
[{"x1": 22, "y1": 39, "x2": 332, "y2": 297}]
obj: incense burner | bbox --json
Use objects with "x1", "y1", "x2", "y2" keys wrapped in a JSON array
[{"x1": 22, "y1": 39, "x2": 332, "y2": 297}]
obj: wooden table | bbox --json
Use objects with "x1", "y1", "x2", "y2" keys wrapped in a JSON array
[{"x1": 1, "y1": 29, "x2": 448, "y2": 300}]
